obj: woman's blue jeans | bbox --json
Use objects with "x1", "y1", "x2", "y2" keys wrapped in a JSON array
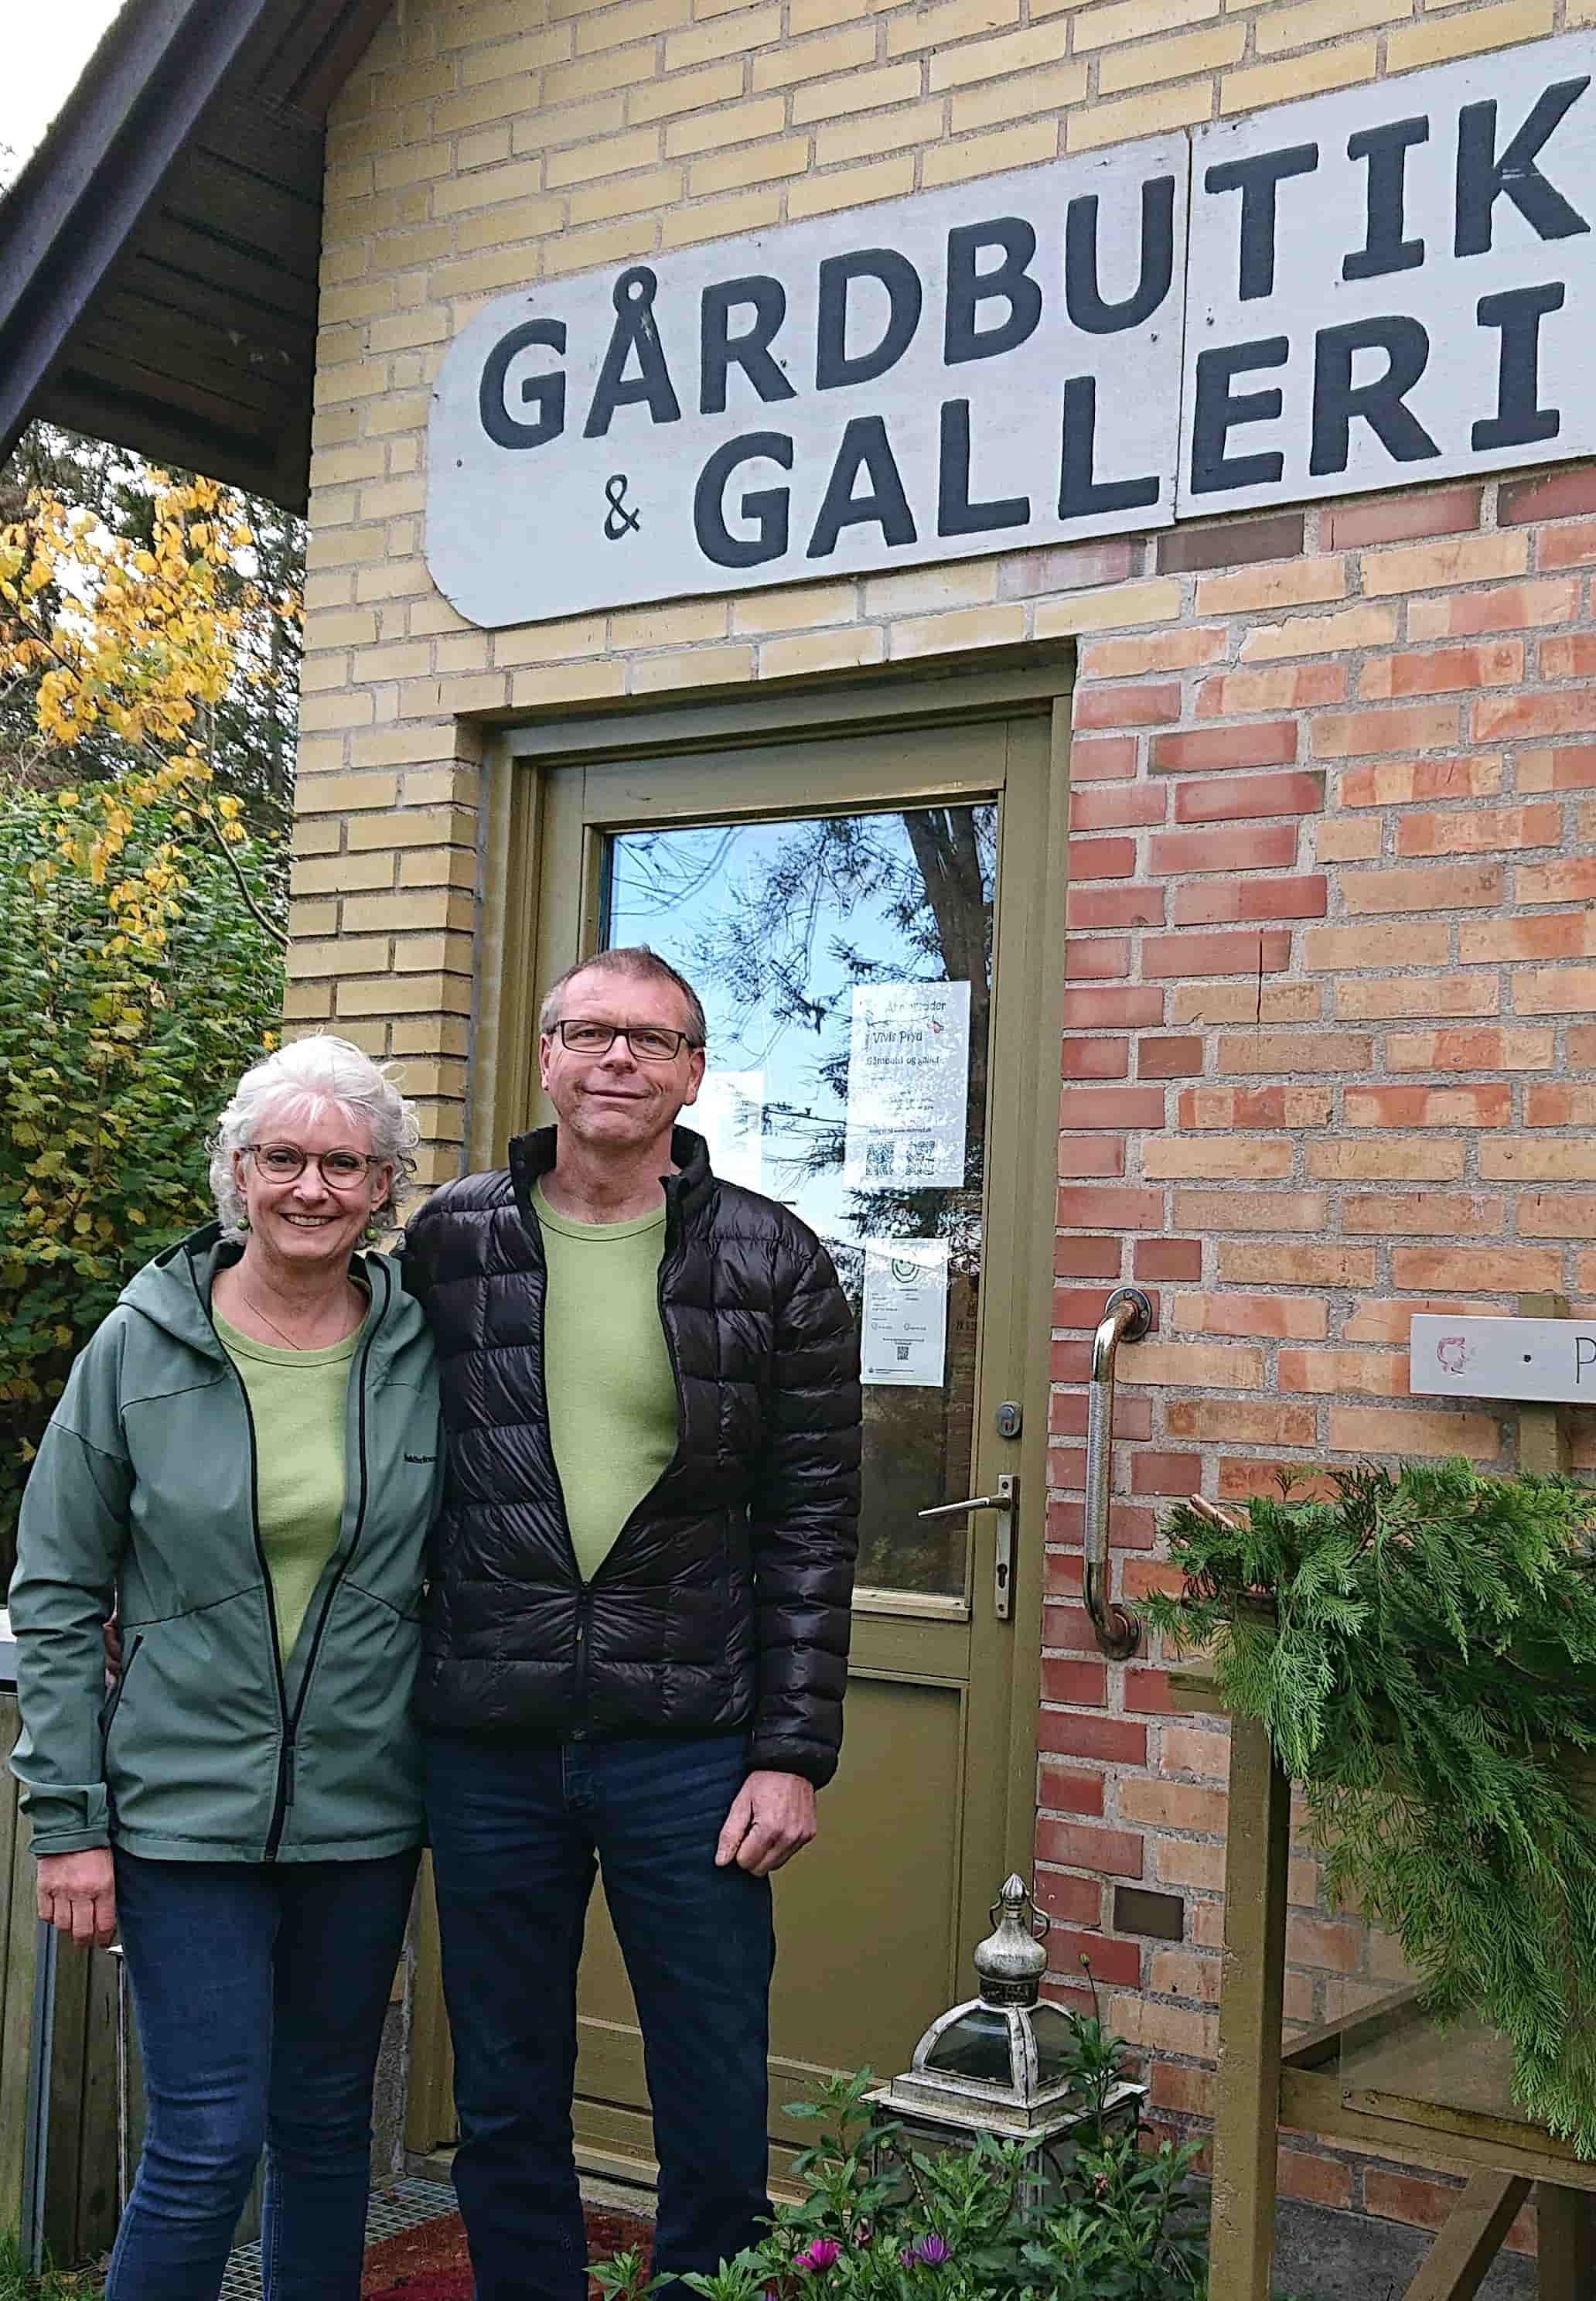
[
  {"x1": 105, "y1": 1846, "x2": 420, "y2": 2301},
  {"x1": 425, "y1": 1729, "x2": 776, "y2": 2301}
]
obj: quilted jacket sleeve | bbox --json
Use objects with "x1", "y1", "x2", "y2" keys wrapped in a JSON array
[{"x1": 748, "y1": 1238, "x2": 861, "y2": 1787}]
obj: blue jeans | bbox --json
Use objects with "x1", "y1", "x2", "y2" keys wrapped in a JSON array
[
  {"x1": 425, "y1": 1731, "x2": 776, "y2": 2301},
  {"x1": 106, "y1": 1848, "x2": 420, "y2": 2301}
]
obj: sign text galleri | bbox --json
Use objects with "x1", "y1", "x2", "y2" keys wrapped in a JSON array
[{"x1": 428, "y1": 32, "x2": 1596, "y2": 627}]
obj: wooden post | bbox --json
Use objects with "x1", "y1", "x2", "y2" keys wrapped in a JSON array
[
  {"x1": 1207, "y1": 1713, "x2": 1291, "y2": 2301},
  {"x1": 1513, "y1": 1299, "x2": 1592, "y2": 2299},
  {"x1": 1403, "y1": 2170, "x2": 1530, "y2": 2301},
  {"x1": 404, "y1": 1855, "x2": 458, "y2": 2157},
  {"x1": 1516, "y1": 1293, "x2": 1574, "y2": 1476},
  {"x1": 0, "y1": 1696, "x2": 123, "y2": 2266},
  {"x1": 1534, "y1": 2182, "x2": 1596, "y2": 2301}
]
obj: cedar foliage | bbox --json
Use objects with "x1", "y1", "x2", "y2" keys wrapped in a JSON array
[{"x1": 1148, "y1": 1460, "x2": 1596, "y2": 2154}]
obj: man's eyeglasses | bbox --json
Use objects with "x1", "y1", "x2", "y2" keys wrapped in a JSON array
[
  {"x1": 247, "y1": 1144, "x2": 384, "y2": 1190},
  {"x1": 551, "y1": 1021, "x2": 701, "y2": 1064}
]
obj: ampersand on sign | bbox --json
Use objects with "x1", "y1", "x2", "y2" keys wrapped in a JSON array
[{"x1": 603, "y1": 474, "x2": 641, "y2": 540}]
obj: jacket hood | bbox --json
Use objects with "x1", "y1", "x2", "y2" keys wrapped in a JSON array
[{"x1": 118, "y1": 1221, "x2": 427, "y2": 1364}]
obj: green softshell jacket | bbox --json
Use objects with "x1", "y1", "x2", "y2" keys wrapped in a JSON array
[{"x1": 9, "y1": 1225, "x2": 443, "y2": 1862}]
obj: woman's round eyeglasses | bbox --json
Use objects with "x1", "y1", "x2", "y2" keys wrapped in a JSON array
[
  {"x1": 551, "y1": 1021, "x2": 701, "y2": 1063},
  {"x1": 247, "y1": 1144, "x2": 384, "y2": 1190}
]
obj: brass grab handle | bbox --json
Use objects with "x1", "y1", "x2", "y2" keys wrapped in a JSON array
[{"x1": 1083, "y1": 1287, "x2": 1152, "y2": 1659}]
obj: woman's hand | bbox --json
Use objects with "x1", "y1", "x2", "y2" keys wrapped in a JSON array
[{"x1": 36, "y1": 1850, "x2": 117, "y2": 1947}]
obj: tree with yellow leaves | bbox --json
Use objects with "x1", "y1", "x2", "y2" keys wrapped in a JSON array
[{"x1": 0, "y1": 475, "x2": 289, "y2": 1569}]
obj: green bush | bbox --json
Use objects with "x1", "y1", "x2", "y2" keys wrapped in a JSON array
[
  {"x1": 0, "y1": 777, "x2": 283, "y2": 1572},
  {"x1": 1149, "y1": 1459, "x2": 1596, "y2": 2154}
]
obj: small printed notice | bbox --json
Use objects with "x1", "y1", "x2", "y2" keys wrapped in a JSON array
[
  {"x1": 694, "y1": 1069, "x2": 765, "y2": 1193},
  {"x1": 843, "y1": 982, "x2": 971, "y2": 1193},
  {"x1": 861, "y1": 1238, "x2": 950, "y2": 1388}
]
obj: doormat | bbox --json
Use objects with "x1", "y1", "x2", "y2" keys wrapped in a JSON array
[
  {"x1": 220, "y1": 2179, "x2": 462, "y2": 2300},
  {"x1": 362, "y1": 2202, "x2": 656, "y2": 2300}
]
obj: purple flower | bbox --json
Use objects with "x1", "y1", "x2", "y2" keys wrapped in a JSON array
[
  {"x1": 796, "y1": 2240, "x2": 841, "y2": 2272},
  {"x1": 905, "y1": 2235, "x2": 951, "y2": 2269}
]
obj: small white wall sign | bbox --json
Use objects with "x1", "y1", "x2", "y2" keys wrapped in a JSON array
[{"x1": 1410, "y1": 1315, "x2": 1596, "y2": 1407}]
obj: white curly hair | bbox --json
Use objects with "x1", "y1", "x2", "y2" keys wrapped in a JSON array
[{"x1": 208, "y1": 1035, "x2": 421, "y2": 1237}]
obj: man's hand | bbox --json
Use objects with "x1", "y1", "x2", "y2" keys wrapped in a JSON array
[
  {"x1": 36, "y1": 1849, "x2": 117, "y2": 1948},
  {"x1": 714, "y1": 1770, "x2": 817, "y2": 1876}
]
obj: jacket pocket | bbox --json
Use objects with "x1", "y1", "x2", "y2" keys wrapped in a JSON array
[
  {"x1": 106, "y1": 1589, "x2": 282, "y2": 1852},
  {"x1": 289, "y1": 1581, "x2": 425, "y2": 1850},
  {"x1": 97, "y1": 1635, "x2": 144, "y2": 1746}
]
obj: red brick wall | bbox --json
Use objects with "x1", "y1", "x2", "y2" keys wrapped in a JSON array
[{"x1": 1038, "y1": 465, "x2": 1596, "y2": 2244}]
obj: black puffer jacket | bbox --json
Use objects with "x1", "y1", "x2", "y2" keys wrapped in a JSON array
[{"x1": 401, "y1": 1126, "x2": 861, "y2": 1786}]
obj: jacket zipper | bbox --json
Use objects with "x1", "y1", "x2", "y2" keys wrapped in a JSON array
[
  {"x1": 573, "y1": 1586, "x2": 592, "y2": 1713},
  {"x1": 267, "y1": 1260, "x2": 386, "y2": 1853},
  {"x1": 200, "y1": 1299, "x2": 293, "y2": 1858},
  {"x1": 193, "y1": 1244, "x2": 377, "y2": 1863},
  {"x1": 520, "y1": 1190, "x2": 592, "y2": 1702}
]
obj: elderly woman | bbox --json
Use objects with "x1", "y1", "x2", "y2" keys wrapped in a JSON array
[{"x1": 9, "y1": 1035, "x2": 442, "y2": 2301}]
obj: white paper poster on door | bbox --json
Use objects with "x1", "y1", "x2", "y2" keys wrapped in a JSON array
[
  {"x1": 693, "y1": 1069, "x2": 765, "y2": 1193},
  {"x1": 844, "y1": 982, "x2": 970, "y2": 1192},
  {"x1": 861, "y1": 1238, "x2": 950, "y2": 1388}
]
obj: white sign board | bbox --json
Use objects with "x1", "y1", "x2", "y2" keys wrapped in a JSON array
[
  {"x1": 1181, "y1": 39, "x2": 1596, "y2": 517},
  {"x1": 427, "y1": 140, "x2": 1188, "y2": 626},
  {"x1": 1410, "y1": 1315, "x2": 1596, "y2": 1406},
  {"x1": 861, "y1": 1238, "x2": 950, "y2": 1388},
  {"x1": 425, "y1": 34, "x2": 1596, "y2": 627}
]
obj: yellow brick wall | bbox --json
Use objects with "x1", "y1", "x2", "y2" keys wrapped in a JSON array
[{"x1": 297, "y1": 0, "x2": 1586, "y2": 1173}]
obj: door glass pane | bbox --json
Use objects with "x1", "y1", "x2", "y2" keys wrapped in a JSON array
[{"x1": 603, "y1": 803, "x2": 996, "y2": 1599}]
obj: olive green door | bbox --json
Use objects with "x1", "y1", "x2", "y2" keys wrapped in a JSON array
[{"x1": 410, "y1": 678, "x2": 1071, "y2": 2183}]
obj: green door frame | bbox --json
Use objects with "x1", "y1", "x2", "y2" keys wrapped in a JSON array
[{"x1": 408, "y1": 654, "x2": 1074, "y2": 2169}]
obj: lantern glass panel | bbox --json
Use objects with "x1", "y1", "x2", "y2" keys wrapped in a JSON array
[
  {"x1": 1029, "y1": 2002, "x2": 1086, "y2": 2094},
  {"x1": 922, "y1": 2007, "x2": 1013, "y2": 2084}
]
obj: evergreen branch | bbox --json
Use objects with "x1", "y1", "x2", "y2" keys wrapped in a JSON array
[{"x1": 1149, "y1": 1460, "x2": 1596, "y2": 2154}]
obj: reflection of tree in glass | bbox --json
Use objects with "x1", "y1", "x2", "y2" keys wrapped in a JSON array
[
  {"x1": 678, "y1": 805, "x2": 994, "y2": 1598},
  {"x1": 609, "y1": 805, "x2": 998, "y2": 1596},
  {"x1": 680, "y1": 807, "x2": 995, "y2": 1251}
]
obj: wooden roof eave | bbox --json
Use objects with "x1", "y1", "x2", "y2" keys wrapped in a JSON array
[{"x1": 0, "y1": 0, "x2": 395, "y2": 511}]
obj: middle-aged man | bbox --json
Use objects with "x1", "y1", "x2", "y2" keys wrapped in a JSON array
[{"x1": 401, "y1": 944, "x2": 862, "y2": 2301}]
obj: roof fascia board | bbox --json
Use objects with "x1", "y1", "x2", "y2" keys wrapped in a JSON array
[{"x1": 0, "y1": 0, "x2": 289, "y2": 470}]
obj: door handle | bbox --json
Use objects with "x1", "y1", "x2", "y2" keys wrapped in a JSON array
[{"x1": 919, "y1": 1473, "x2": 1018, "y2": 1620}]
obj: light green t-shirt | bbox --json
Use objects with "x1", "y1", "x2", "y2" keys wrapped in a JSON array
[
  {"x1": 214, "y1": 1309, "x2": 367, "y2": 1658},
  {"x1": 533, "y1": 1183, "x2": 679, "y2": 1584}
]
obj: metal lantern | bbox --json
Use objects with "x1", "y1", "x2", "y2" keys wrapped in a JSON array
[{"x1": 867, "y1": 1876, "x2": 1146, "y2": 2213}]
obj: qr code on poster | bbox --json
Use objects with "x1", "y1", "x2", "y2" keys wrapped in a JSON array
[{"x1": 865, "y1": 1140, "x2": 894, "y2": 1180}]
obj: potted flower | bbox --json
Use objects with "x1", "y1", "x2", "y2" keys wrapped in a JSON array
[{"x1": 593, "y1": 1996, "x2": 1312, "y2": 2300}]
